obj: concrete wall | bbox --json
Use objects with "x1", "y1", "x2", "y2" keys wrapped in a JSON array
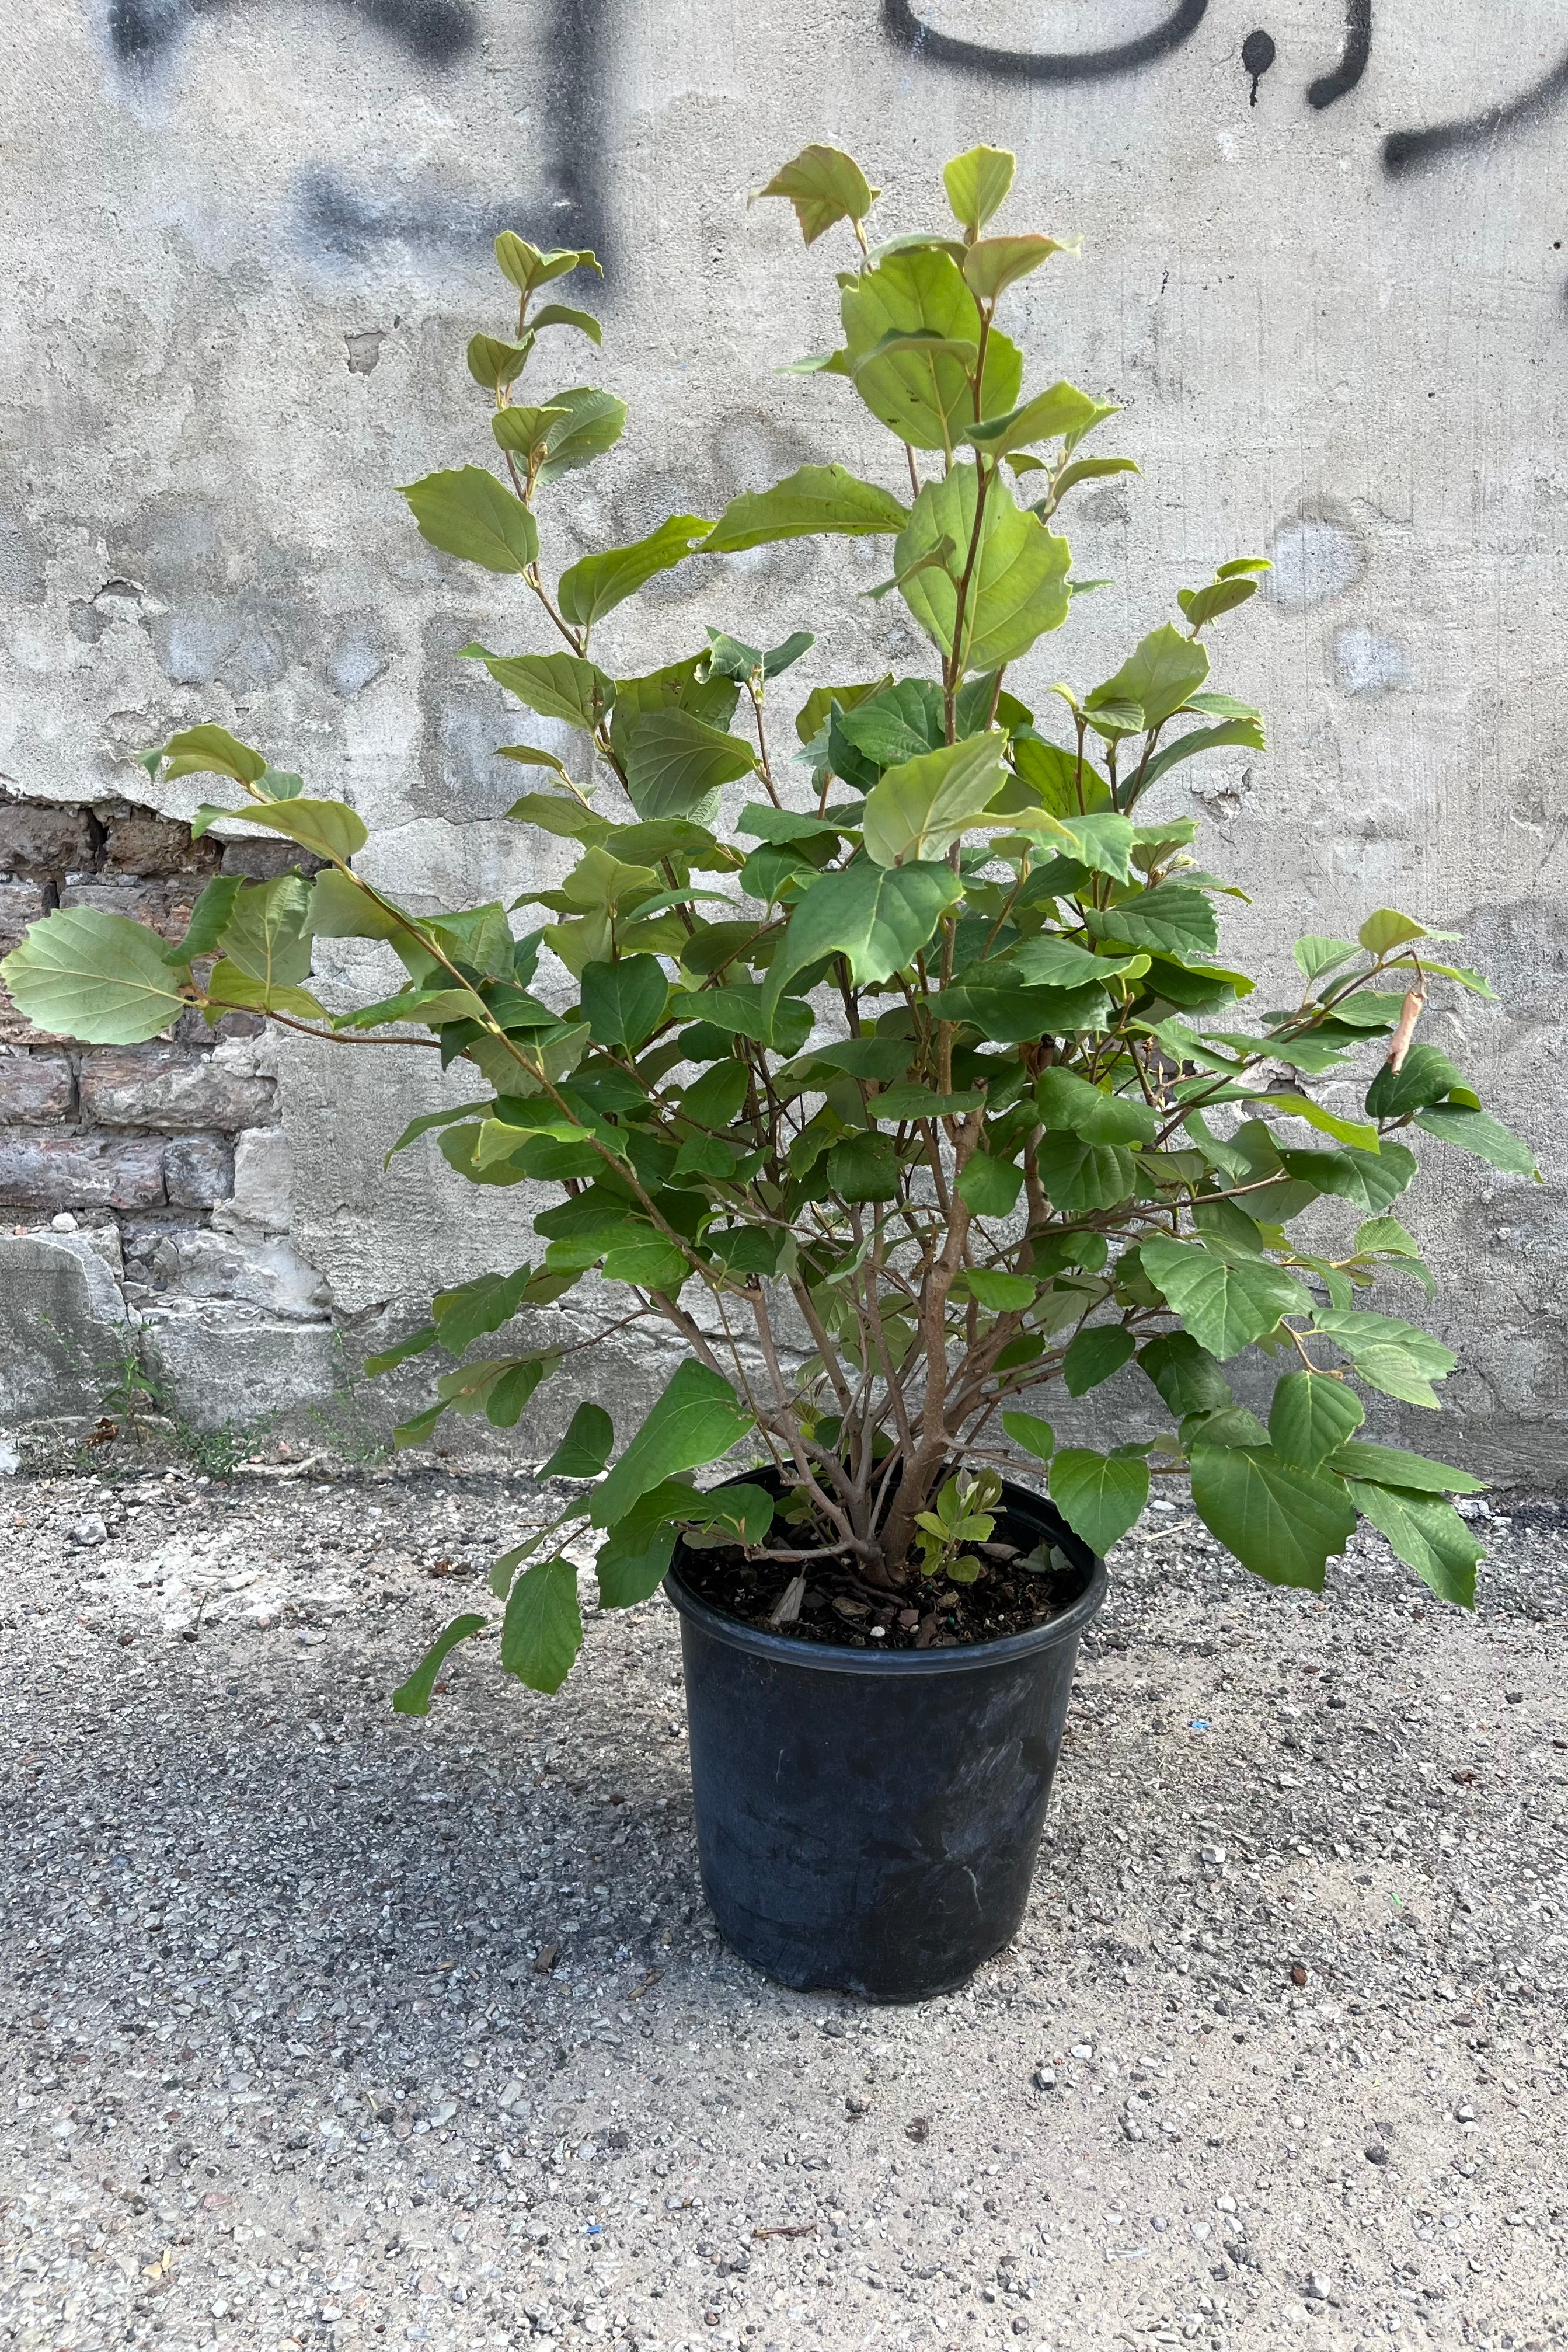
[{"x1": 2, "y1": 1, "x2": 1564, "y2": 1468}]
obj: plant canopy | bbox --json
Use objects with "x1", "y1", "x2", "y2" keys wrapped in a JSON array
[{"x1": 2, "y1": 149, "x2": 1529, "y2": 1705}]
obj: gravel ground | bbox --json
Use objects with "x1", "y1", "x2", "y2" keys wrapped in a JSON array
[{"x1": 2, "y1": 1450, "x2": 1566, "y2": 2352}]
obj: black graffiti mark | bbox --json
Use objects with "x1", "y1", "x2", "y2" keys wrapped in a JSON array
[
  {"x1": 544, "y1": 0, "x2": 610, "y2": 262},
  {"x1": 881, "y1": 0, "x2": 1208, "y2": 85},
  {"x1": 109, "y1": 0, "x2": 478, "y2": 68},
  {"x1": 1384, "y1": 46, "x2": 1568, "y2": 176},
  {"x1": 292, "y1": 0, "x2": 609, "y2": 266},
  {"x1": 113, "y1": 0, "x2": 610, "y2": 272},
  {"x1": 1241, "y1": 29, "x2": 1275, "y2": 106},
  {"x1": 1306, "y1": 0, "x2": 1370, "y2": 110}
]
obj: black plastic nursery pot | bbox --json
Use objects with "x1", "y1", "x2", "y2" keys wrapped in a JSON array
[{"x1": 663, "y1": 1477, "x2": 1107, "y2": 2003}]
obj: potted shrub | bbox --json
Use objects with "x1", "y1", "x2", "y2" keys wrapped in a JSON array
[{"x1": 4, "y1": 142, "x2": 1533, "y2": 2001}]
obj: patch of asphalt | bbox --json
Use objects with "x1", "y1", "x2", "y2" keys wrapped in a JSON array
[{"x1": 1, "y1": 1461, "x2": 1566, "y2": 2352}]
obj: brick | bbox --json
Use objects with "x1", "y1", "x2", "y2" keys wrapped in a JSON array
[
  {"x1": 164, "y1": 1131, "x2": 234, "y2": 1208},
  {"x1": 174, "y1": 1005, "x2": 264, "y2": 1046},
  {"x1": 59, "y1": 879, "x2": 209, "y2": 945},
  {"x1": 0, "y1": 1053, "x2": 75, "y2": 1123},
  {"x1": 219, "y1": 841, "x2": 328, "y2": 881},
  {"x1": 0, "y1": 797, "x2": 96, "y2": 880},
  {"x1": 77, "y1": 1043, "x2": 276, "y2": 1133},
  {"x1": 0, "y1": 1128, "x2": 165, "y2": 1210},
  {"x1": 227, "y1": 1125, "x2": 291, "y2": 1232},
  {"x1": 101, "y1": 811, "x2": 221, "y2": 879},
  {"x1": 0, "y1": 880, "x2": 47, "y2": 952}
]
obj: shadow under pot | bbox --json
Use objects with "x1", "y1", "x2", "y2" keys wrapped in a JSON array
[{"x1": 663, "y1": 1472, "x2": 1107, "y2": 2003}]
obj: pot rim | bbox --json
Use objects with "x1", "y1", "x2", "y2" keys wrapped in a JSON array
[{"x1": 663, "y1": 1476, "x2": 1108, "y2": 1679}]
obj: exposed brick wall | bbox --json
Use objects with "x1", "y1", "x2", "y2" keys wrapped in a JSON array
[{"x1": 0, "y1": 788, "x2": 325, "y2": 1322}]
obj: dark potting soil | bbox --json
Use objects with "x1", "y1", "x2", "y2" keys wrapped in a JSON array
[{"x1": 675, "y1": 1526, "x2": 1089, "y2": 1653}]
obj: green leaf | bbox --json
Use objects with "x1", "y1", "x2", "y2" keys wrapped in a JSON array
[
  {"x1": 1278, "y1": 1143, "x2": 1417, "y2": 1215},
  {"x1": 217, "y1": 874, "x2": 314, "y2": 989},
  {"x1": 530, "y1": 301, "x2": 603, "y2": 345},
  {"x1": 1011, "y1": 935, "x2": 1145, "y2": 989},
  {"x1": 1005, "y1": 809, "x2": 1137, "y2": 883},
  {"x1": 431, "y1": 1268, "x2": 531, "y2": 1358},
  {"x1": 309, "y1": 867, "x2": 409, "y2": 942},
  {"x1": 1000, "y1": 1409, "x2": 1054, "y2": 1464},
  {"x1": 1135, "y1": 716, "x2": 1266, "y2": 793},
  {"x1": 961, "y1": 232, "x2": 1075, "y2": 303},
  {"x1": 1090, "y1": 625, "x2": 1210, "y2": 731},
  {"x1": 536, "y1": 387, "x2": 628, "y2": 486},
  {"x1": 672, "y1": 1482, "x2": 777, "y2": 1547},
  {"x1": 601, "y1": 1237, "x2": 693, "y2": 1292},
  {"x1": 1325, "y1": 1441, "x2": 1486, "y2": 1496},
  {"x1": 580, "y1": 956, "x2": 667, "y2": 1050},
  {"x1": 1312, "y1": 1310, "x2": 1456, "y2": 1380},
  {"x1": 557, "y1": 514, "x2": 712, "y2": 628},
  {"x1": 1044, "y1": 454, "x2": 1140, "y2": 504},
  {"x1": 1357, "y1": 907, "x2": 1430, "y2": 955},
  {"x1": 841, "y1": 249, "x2": 1021, "y2": 448},
  {"x1": 462, "y1": 644, "x2": 614, "y2": 733},
  {"x1": 1034, "y1": 1133, "x2": 1135, "y2": 1215},
  {"x1": 700, "y1": 464, "x2": 908, "y2": 555},
  {"x1": 591, "y1": 1360, "x2": 755, "y2": 1528},
  {"x1": 223, "y1": 797, "x2": 368, "y2": 864},
  {"x1": 399, "y1": 465, "x2": 539, "y2": 574},
  {"x1": 1137, "y1": 1332, "x2": 1233, "y2": 1415},
  {"x1": 1190, "y1": 1446, "x2": 1356, "y2": 1589},
  {"x1": 1346, "y1": 1482, "x2": 1481, "y2": 1608},
  {"x1": 594, "y1": 1511, "x2": 678, "y2": 1609},
  {"x1": 852, "y1": 333, "x2": 984, "y2": 455},
  {"x1": 363, "y1": 1326, "x2": 439, "y2": 1381},
  {"x1": 1267, "y1": 1370, "x2": 1365, "y2": 1468},
  {"x1": 969, "y1": 1269, "x2": 1036, "y2": 1312},
  {"x1": 467, "y1": 332, "x2": 534, "y2": 391},
  {"x1": 159, "y1": 875, "x2": 245, "y2": 967},
  {"x1": 500, "y1": 1556, "x2": 583, "y2": 1694},
  {"x1": 825, "y1": 1132, "x2": 900, "y2": 1203},
  {"x1": 1260, "y1": 1093, "x2": 1381, "y2": 1151},
  {"x1": 761, "y1": 142, "x2": 879, "y2": 243},
  {"x1": 503, "y1": 786, "x2": 605, "y2": 838},
  {"x1": 538, "y1": 1400, "x2": 615, "y2": 1480},
  {"x1": 895, "y1": 464, "x2": 1071, "y2": 673},
  {"x1": 1345, "y1": 1347, "x2": 1444, "y2": 1410},
  {"x1": 1353, "y1": 1214, "x2": 1424, "y2": 1259},
  {"x1": 494, "y1": 232, "x2": 601, "y2": 295},
  {"x1": 382, "y1": 1097, "x2": 493, "y2": 1166},
  {"x1": 392, "y1": 1614, "x2": 489, "y2": 1716},
  {"x1": 490, "y1": 403, "x2": 572, "y2": 457},
  {"x1": 1140, "y1": 1238, "x2": 1312, "y2": 1361},
  {"x1": 621, "y1": 709, "x2": 757, "y2": 824},
  {"x1": 1063, "y1": 1325, "x2": 1137, "y2": 1396},
  {"x1": 836, "y1": 678, "x2": 943, "y2": 768},
  {"x1": 144, "y1": 723, "x2": 267, "y2": 788},
  {"x1": 966, "y1": 382, "x2": 1104, "y2": 458},
  {"x1": 862, "y1": 731, "x2": 1007, "y2": 867},
  {"x1": 1050, "y1": 1447, "x2": 1149, "y2": 1556},
  {"x1": 1176, "y1": 577, "x2": 1259, "y2": 628},
  {"x1": 1, "y1": 908, "x2": 188, "y2": 1044},
  {"x1": 956, "y1": 1151, "x2": 1024, "y2": 1217},
  {"x1": 943, "y1": 144, "x2": 1015, "y2": 237},
  {"x1": 1293, "y1": 935, "x2": 1360, "y2": 982},
  {"x1": 1084, "y1": 883, "x2": 1218, "y2": 960},
  {"x1": 1413, "y1": 1102, "x2": 1539, "y2": 1178},
  {"x1": 1365, "y1": 1044, "x2": 1465, "y2": 1120},
  {"x1": 486, "y1": 1356, "x2": 555, "y2": 1427},
  {"x1": 764, "y1": 859, "x2": 961, "y2": 1024}
]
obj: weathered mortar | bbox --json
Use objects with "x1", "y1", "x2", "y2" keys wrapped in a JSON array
[
  {"x1": 0, "y1": 0, "x2": 1563, "y2": 1466},
  {"x1": 0, "y1": 788, "x2": 339, "y2": 1431}
]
